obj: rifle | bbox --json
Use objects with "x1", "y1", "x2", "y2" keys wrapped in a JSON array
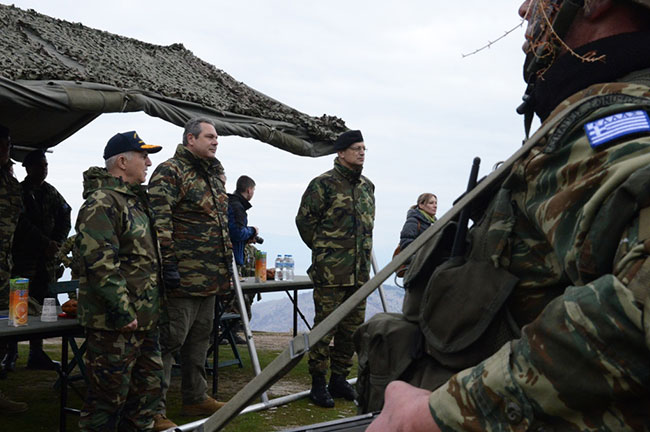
[
  {"x1": 196, "y1": 97, "x2": 594, "y2": 432},
  {"x1": 450, "y1": 157, "x2": 481, "y2": 258}
]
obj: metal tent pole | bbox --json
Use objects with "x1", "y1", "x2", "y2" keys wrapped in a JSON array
[
  {"x1": 371, "y1": 249, "x2": 388, "y2": 312},
  {"x1": 230, "y1": 255, "x2": 269, "y2": 404}
]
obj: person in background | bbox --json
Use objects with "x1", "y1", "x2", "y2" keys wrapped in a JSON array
[
  {"x1": 10, "y1": 149, "x2": 71, "y2": 371},
  {"x1": 227, "y1": 175, "x2": 258, "y2": 342},
  {"x1": 296, "y1": 129, "x2": 375, "y2": 408},
  {"x1": 149, "y1": 117, "x2": 232, "y2": 427},
  {"x1": 368, "y1": 0, "x2": 650, "y2": 430},
  {"x1": 399, "y1": 192, "x2": 437, "y2": 251},
  {"x1": 228, "y1": 175, "x2": 259, "y2": 272},
  {"x1": 75, "y1": 131, "x2": 164, "y2": 431},
  {"x1": 0, "y1": 124, "x2": 28, "y2": 413}
]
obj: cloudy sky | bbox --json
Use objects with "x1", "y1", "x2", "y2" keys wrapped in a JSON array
[{"x1": 7, "y1": 1, "x2": 534, "y2": 297}]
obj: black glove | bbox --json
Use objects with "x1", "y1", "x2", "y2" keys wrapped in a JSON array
[{"x1": 162, "y1": 263, "x2": 181, "y2": 290}]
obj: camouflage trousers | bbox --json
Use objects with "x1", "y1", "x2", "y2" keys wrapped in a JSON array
[
  {"x1": 308, "y1": 286, "x2": 366, "y2": 377},
  {"x1": 80, "y1": 328, "x2": 163, "y2": 432},
  {"x1": 0, "y1": 255, "x2": 10, "y2": 309}
]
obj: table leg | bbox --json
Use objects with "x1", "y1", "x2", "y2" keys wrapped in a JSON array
[{"x1": 60, "y1": 335, "x2": 69, "y2": 432}]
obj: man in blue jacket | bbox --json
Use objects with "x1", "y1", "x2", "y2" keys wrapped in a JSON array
[{"x1": 228, "y1": 175, "x2": 258, "y2": 270}]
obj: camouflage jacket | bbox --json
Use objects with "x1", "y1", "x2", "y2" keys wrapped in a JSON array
[
  {"x1": 296, "y1": 157, "x2": 375, "y2": 287},
  {"x1": 430, "y1": 82, "x2": 650, "y2": 430},
  {"x1": 75, "y1": 167, "x2": 161, "y2": 331},
  {"x1": 149, "y1": 144, "x2": 232, "y2": 297},
  {"x1": 12, "y1": 180, "x2": 71, "y2": 282},
  {"x1": 0, "y1": 161, "x2": 22, "y2": 308}
]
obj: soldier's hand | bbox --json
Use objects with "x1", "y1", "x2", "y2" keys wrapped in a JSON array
[
  {"x1": 120, "y1": 318, "x2": 138, "y2": 332},
  {"x1": 367, "y1": 381, "x2": 440, "y2": 432},
  {"x1": 162, "y1": 263, "x2": 181, "y2": 290}
]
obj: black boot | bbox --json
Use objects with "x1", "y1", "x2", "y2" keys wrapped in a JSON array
[
  {"x1": 1, "y1": 342, "x2": 18, "y2": 372},
  {"x1": 26, "y1": 340, "x2": 57, "y2": 371},
  {"x1": 328, "y1": 373, "x2": 357, "y2": 401},
  {"x1": 309, "y1": 373, "x2": 334, "y2": 408}
]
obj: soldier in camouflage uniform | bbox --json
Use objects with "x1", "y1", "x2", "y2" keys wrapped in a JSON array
[
  {"x1": 0, "y1": 124, "x2": 28, "y2": 413},
  {"x1": 296, "y1": 130, "x2": 375, "y2": 408},
  {"x1": 75, "y1": 131, "x2": 163, "y2": 432},
  {"x1": 368, "y1": 1, "x2": 650, "y2": 431},
  {"x1": 11, "y1": 149, "x2": 71, "y2": 370},
  {"x1": 149, "y1": 117, "x2": 232, "y2": 424}
]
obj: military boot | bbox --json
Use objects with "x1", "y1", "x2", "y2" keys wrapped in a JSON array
[
  {"x1": 1, "y1": 342, "x2": 18, "y2": 372},
  {"x1": 309, "y1": 373, "x2": 334, "y2": 408},
  {"x1": 328, "y1": 373, "x2": 357, "y2": 401},
  {"x1": 0, "y1": 390, "x2": 28, "y2": 413},
  {"x1": 26, "y1": 339, "x2": 57, "y2": 371}
]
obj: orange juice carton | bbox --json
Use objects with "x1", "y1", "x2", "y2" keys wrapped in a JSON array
[
  {"x1": 255, "y1": 251, "x2": 267, "y2": 283},
  {"x1": 9, "y1": 278, "x2": 29, "y2": 327}
]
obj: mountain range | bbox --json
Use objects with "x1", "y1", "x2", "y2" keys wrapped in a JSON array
[{"x1": 249, "y1": 284, "x2": 405, "y2": 333}]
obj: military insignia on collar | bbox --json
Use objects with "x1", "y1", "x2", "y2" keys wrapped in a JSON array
[{"x1": 584, "y1": 110, "x2": 650, "y2": 148}]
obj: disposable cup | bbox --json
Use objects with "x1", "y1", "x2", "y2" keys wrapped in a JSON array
[{"x1": 41, "y1": 297, "x2": 57, "y2": 322}]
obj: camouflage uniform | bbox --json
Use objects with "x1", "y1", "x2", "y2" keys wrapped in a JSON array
[
  {"x1": 296, "y1": 157, "x2": 375, "y2": 376},
  {"x1": 0, "y1": 160, "x2": 21, "y2": 310},
  {"x1": 76, "y1": 167, "x2": 162, "y2": 432},
  {"x1": 12, "y1": 179, "x2": 71, "y2": 303},
  {"x1": 148, "y1": 143, "x2": 231, "y2": 409},
  {"x1": 429, "y1": 71, "x2": 650, "y2": 428}
]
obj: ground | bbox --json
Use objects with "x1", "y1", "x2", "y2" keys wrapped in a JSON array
[{"x1": 1, "y1": 331, "x2": 359, "y2": 431}]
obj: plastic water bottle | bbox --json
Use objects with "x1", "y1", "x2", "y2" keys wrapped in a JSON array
[
  {"x1": 285, "y1": 254, "x2": 295, "y2": 281},
  {"x1": 274, "y1": 254, "x2": 283, "y2": 281}
]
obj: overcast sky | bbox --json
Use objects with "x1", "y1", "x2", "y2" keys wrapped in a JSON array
[{"x1": 6, "y1": 1, "x2": 535, "y2": 297}]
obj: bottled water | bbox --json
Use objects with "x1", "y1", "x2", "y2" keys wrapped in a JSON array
[
  {"x1": 274, "y1": 254, "x2": 283, "y2": 281},
  {"x1": 284, "y1": 254, "x2": 295, "y2": 281}
]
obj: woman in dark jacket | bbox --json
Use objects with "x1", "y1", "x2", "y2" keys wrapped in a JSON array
[{"x1": 399, "y1": 192, "x2": 437, "y2": 250}]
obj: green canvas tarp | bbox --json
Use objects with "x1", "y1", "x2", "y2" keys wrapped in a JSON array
[{"x1": 0, "y1": 4, "x2": 347, "y2": 158}]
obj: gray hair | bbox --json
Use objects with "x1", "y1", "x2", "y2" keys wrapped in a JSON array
[
  {"x1": 105, "y1": 150, "x2": 134, "y2": 170},
  {"x1": 183, "y1": 117, "x2": 215, "y2": 145}
]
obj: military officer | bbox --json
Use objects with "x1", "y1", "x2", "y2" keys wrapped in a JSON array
[
  {"x1": 296, "y1": 129, "x2": 375, "y2": 408},
  {"x1": 149, "y1": 117, "x2": 232, "y2": 427},
  {"x1": 368, "y1": 0, "x2": 650, "y2": 430},
  {"x1": 76, "y1": 131, "x2": 163, "y2": 431}
]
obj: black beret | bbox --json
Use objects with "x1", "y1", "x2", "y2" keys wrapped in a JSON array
[
  {"x1": 0, "y1": 123, "x2": 9, "y2": 140},
  {"x1": 22, "y1": 149, "x2": 46, "y2": 167},
  {"x1": 334, "y1": 130, "x2": 363, "y2": 151}
]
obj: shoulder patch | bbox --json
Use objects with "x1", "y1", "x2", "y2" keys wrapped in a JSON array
[{"x1": 584, "y1": 110, "x2": 650, "y2": 148}]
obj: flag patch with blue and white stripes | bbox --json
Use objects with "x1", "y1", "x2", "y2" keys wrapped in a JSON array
[{"x1": 584, "y1": 110, "x2": 650, "y2": 148}]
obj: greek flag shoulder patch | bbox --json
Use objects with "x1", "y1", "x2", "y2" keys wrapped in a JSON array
[{"x1": 584, "y1": 110, "x2": 650, "y2": 148}]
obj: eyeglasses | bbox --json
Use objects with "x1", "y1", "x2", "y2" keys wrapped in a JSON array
[{"x1": 348, "y1": 146, "x2": 367, "y2": 153}]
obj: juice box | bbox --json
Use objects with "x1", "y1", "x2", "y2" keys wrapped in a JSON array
[
  {"x1": 9, "y1": 278, "x2": 29, "y2": 327},
  {"x1": 255, "y1": 251, "x2": 267, "y2": 283}
]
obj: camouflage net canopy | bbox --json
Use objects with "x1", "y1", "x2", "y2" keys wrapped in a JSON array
[{"x1": 0, "y1": 4, "x2": 347, "y2": 157}]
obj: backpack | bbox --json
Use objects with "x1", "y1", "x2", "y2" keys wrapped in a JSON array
[{"x1": 393, "y1": 219, "x2": 421, "y2": 278}]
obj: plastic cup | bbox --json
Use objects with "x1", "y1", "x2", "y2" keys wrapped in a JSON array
[{"x1": 41, "y1": 297, "x2": 57, "y2": 322}]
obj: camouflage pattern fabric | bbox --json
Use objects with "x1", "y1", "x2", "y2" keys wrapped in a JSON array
[
  {"x1": 296, "y1": 157, "x2": 375, "y2": 288},
  {"x1": 0, "y1": 161, "x2": 21, "y2": 309},
  {"x1": 12, "y1": 179, "x2": 71, "y2": 303},
  {"x1": 79, "y1": 328, "x2": 162, "y2": 432},
  {"x1": 149, "y1": 144, "x2": 232, "y2": 296},
  {"x1": 430, "y1": 82, "x2": 650, "y2": 430},
  {"x1": 308, "y1": 286, "x2": 366, "y2": 376},
  {"x1": 75, "y1": 167, "x2": 161, "y2": 331},
  {"x1": 56, "y1": 234, "x2": 80, "y2": 281}
]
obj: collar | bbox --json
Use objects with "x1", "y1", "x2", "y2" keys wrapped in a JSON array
[
  {"x1": 531, "y1": 31, "x2": 650, "y2": 122},
  {"x1": 334, "y1": 157, "x2": 363, "y2": 182},
  {"x1": 229, "y1": 191, "x2": 252, "y2": 210}
]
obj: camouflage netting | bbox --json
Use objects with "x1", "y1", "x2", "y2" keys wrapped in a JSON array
[{"x1": 0, "y1": 4, "x2": 347, "y2": 157}]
